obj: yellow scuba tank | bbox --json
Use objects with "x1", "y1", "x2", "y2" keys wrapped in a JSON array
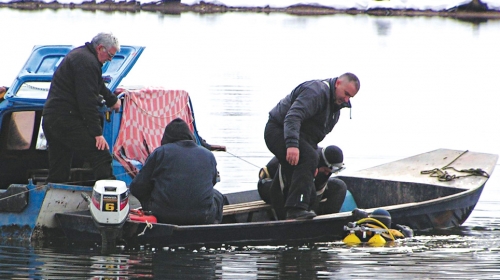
[
  {"x1": 367, "y1": 233, "x2": 386, "y2": 246},
  {"x1": 343, "y1": 214, "x2": 396, "y2": 246},
  {"x1": 343, "y1": 231, "x2": 362, "y2": 245}
]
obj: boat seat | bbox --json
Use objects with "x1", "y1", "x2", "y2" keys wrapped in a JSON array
[{"x1": 223, "y1": 200, "x2": 277, "y2": 222}]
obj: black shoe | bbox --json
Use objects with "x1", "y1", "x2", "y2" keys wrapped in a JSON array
[{"x1": 286, "y1": 209, "x2": 317, "y2": 220}]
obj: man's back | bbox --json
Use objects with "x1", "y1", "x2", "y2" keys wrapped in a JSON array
[
  {"x1": 130, "y1": 138, "x2": 220, "y2": 225},
  {"x1": 149, "y1": 140, "x2": 217, "y2": 211}
]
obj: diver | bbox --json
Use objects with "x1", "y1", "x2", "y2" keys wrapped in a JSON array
[
  {"x1": 343, "y1": 208, "x2": 414, "y2": 245},
  {"x1": 258, "y1": 145, "x2": 347, "y2": 220}
]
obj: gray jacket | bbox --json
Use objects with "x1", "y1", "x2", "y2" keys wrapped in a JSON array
[{"x1": 268, "y1": 78, "x2": 350, "y2": 148}]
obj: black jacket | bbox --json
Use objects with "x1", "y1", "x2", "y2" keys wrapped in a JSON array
[
  {"x1": 43, "y1": 42, "x2": 118, "y2": 137},
  {"x1": 129, "y1": 140, "x2": 219, "y2": 224},
  {"x1": 268, "y1": 78, "x2": 350, "y2": 148}
]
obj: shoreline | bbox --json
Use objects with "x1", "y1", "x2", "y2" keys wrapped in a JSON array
[{"x1": 1, "y1": 0, "x2": 500, "y2": 19}]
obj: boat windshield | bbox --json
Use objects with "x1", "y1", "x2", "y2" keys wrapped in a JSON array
[
  {"x1": 14, "y1": 81, "x2": 111, "y2": 99},
  {"x1": 15, "y1": 82, "x2": 51, "y2": 99}
]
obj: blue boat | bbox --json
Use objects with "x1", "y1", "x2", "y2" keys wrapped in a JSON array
[
  {"x1": 1, "y1": 46, "x2": 498, "y2": 247},
  {"x1": 0, "y1": 45, "x2": 146, "y2": 243}
]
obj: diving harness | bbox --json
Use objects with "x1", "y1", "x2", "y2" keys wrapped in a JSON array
[{"x1": 343, "y1": 217, "x2": 396, "y2": 246}]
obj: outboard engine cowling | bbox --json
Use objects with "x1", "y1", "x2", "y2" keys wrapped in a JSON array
[{"x1": 89, "y1": 180, "x2": 129, "y2": 251}]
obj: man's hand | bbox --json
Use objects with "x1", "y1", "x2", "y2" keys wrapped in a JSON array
[
  {"x1": 95, "y1": 135, "x2": 109, "y2": 151},
  {"x1": 110, "y1": 99, "x2": 121, "y2": 113},
  {"x1": 286, "y1": 147, "x2": 300, "y2": 165}
]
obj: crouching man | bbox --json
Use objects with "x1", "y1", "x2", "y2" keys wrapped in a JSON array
[
  {"x1": 130, "y1": 118, "x2": 224, "y2": 225},
  {"x1": 258, "y1": 145, "x2": 347, "y2": 220}
]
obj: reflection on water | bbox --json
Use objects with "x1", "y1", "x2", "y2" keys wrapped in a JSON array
[
  {"x1": 1, "y1": 8, "x2": 500, "y2": 279},
  {"x1": 0, "y1": 245, "x2": 155, "y2": 279},
  {"x1": 2, "y1": 235, "x2": 500, "y2": 279},
  {"x1": 373, "y1": 19, "x2": 392, "y2": 36}
]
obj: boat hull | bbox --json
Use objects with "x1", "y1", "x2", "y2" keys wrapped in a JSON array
[
  {"x1": 55, "y1": 148, "x2": 498, "y2": 247},
  {"x1": 0, "y1": 183, "x2": 91, "y2": 243},
  {"x1": 55, "y1": 183, "x2": 485, "y2": 248}
]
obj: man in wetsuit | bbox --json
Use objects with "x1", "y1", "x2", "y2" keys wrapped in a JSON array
[{"x1": 258, "y1": 145, "x2": 347, "y2": 220}]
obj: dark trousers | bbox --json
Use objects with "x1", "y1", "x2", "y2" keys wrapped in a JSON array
[
  {"x1": 42, "y1": 114, "x2": 114, "y2": 183},
  {"x1": 313, "y1": 178, "x2": 347, "y2": 215},
  {"x1": 150, "y1": 189, "x2": 225, "y2": 225},
  {"x1": 260, "y1": 174, "x2": 348, "y2": 219},
  {"x1": 264, "y1": 121, "x2": 318, "y2": 212},
  {"x1": 212, "y1": 189, "x2": 225, "y2": 224}
]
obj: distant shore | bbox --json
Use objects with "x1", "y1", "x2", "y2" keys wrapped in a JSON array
[{"x1": 2, "y1": 0, "x2": 500, "y2": 19}]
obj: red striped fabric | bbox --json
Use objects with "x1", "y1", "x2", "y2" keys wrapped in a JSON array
[{"x1": 113, "y1": 87, "x2": 194, "y2": 177}]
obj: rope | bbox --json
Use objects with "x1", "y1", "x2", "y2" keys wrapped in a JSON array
[
  {"x1": 0, "y1": 185, "x2": 38, "y2": 202},
  {"x1": 24, "y1": 83, "x2": 49, "y2": 92},
  {"x1": 224, "y1": 151, "x2": 261, "y2": 169},
  {"x1": 442, "y1": 149, "x2": 468, "y2": 169},
  {"x1": 420, "y1": 150, "x2": 490, "y2": 181},
  {"x1": 137, "y1": 221, "x2": 153, "y2": 236}
]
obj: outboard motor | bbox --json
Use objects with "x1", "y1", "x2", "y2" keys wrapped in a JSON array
[{"x1": 83, "y1": 180, "x2": 129, "y2": 251}]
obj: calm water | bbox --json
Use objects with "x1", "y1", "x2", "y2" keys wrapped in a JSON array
[{"x1": 1, "y1": 8, "x2": 500, "y2": 279}]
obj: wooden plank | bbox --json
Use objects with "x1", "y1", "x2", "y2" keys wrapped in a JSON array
[
  {"x1": 223, "y1": 200, "x2": 278, "y2": 222},
  {"x1": 223, "y1": 200, "x2": 271, "y2": 216}
]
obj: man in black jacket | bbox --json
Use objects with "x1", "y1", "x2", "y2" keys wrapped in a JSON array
[
  {"x1": 42, "y1": 32, "x2": 121, "y2": 183},
  {"x1": 264, "y1": 73, "x2": 360, "y2": 220},
  {"x1": 130, "y1": 118, "x2": 224, "y2": 225}
]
